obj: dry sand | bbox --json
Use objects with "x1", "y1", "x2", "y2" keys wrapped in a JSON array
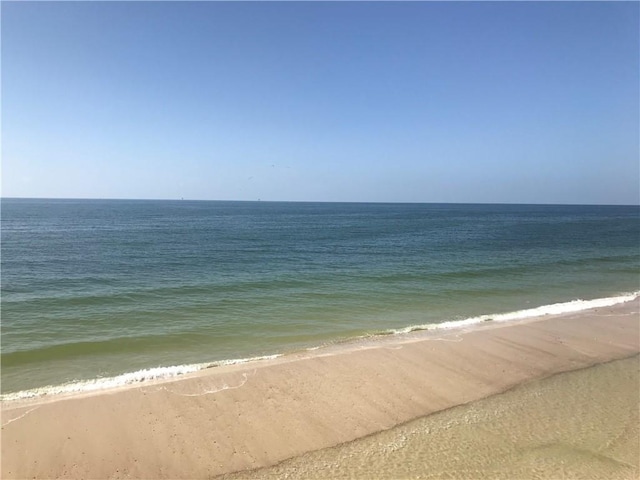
[{"x1": 2, "y1": 298, "x2": 639, "y2": 479}]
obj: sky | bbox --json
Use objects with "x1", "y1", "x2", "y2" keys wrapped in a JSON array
[{"x1": 2, "y1": 1, "x2": 639, "y2": 205}]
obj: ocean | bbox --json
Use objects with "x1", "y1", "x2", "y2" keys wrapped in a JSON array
[{"x1": 1, "y1": 199, "x2": 638, "y2": 399}]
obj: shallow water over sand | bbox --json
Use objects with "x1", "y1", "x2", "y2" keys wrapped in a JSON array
[{"x1": 223, "y1": 355, "x2": 639, "y2": 480}]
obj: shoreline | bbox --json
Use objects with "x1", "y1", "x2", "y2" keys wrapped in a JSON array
[
  {"x1": 3, "y1": 291, "x2": 637, "y2": 404},
  {"x1": 2, "y1": 297, "x2": 639, "y2": 479}
]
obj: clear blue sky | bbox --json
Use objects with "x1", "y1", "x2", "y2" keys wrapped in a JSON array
[{"x1": 2, "y1": 1, "x2": 638, "y2": 204}]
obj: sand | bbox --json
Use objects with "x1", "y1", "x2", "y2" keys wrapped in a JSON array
[
  {"x1": 222, "y1": 355, "x2": 639, "y2": 480},
  {"x1": 2, "y1": 298, "x2": 639, "y2": 479}
]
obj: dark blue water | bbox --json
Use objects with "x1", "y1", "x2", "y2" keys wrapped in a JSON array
[{"x1": 2, "y1": 199, "x2": 638, "y2": 396}]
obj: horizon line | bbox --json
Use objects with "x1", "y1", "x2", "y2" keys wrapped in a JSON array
[{"x1": 2, "y1": 196, "x2": 639, "y2": 208}]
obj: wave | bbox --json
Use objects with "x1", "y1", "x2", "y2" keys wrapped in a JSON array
[
  {"x1": 3, "y1": 292, "x2": 637, "y2": 403},
  {"x1": 384, "y1": 291, "x2": 639, "y2": 335},
  {"x1": 0, "y1": 354, "x2": 281, "y2": 402}
]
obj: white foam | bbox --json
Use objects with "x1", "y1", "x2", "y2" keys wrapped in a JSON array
[
  {"x1": 3, "y1": 292, "x2": 637, "y2": 402},
  {"x1": 1, "y1": 354, "x2": 282, "y2": 402},
  {"x1": 211, "y1": 354, "x2": 281, "y2": 367},
  {"x1": 388, "y1": 291, "x2": 640, "y2": 335}
]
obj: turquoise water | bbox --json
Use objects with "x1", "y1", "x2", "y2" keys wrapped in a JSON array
[{"x1": 1, "y1": 199, "x2": 638, "y2": 396}]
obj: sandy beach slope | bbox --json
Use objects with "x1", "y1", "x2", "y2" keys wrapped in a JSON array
[
  {"x1": 2, "y1": 298, "x2": 638, "y2": 479},
  {"x1": 222, "y1": 355, "x2": 639, "y2": 480}
]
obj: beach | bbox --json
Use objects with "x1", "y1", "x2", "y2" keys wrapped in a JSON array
[
  {"x1": 223, "y1": 355, "x2": 639, "y2": 480},
  {"x1": 4, "y1": 0, "x2": 640, "y2": 476},
  {"x1": 2, "y1": 297, "x2": 638, "y2": 479}
]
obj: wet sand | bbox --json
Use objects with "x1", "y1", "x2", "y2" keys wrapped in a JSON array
[
  {"x1": 2, "y1": 298, "x2": 638, "y2": 479},
  {"x1": 223, "y1": 355, "x2": 639, "y2": 480}
]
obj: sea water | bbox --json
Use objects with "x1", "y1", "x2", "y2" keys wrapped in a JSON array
[{"x1": 1, "y1": 199, "x2": 638, "y2": 398}]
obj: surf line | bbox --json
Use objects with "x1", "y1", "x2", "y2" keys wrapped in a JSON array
[
  {"x1": 149, "y1": 370, "x2": 255, "y2": 397},
  {"x1": 2, "y1": 406, "x2": 40, "y2": 428}
]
